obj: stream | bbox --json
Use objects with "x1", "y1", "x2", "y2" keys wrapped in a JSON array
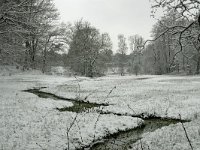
[
  {"x1": 23, "y1": 88, "x2": 108, "y2": 113},
  {"x1": 87, "y1": 118, "x2": 187, "y2": 150},
  {"x1": 24, "y1": 87, "x2": 188, "y2": 150}
]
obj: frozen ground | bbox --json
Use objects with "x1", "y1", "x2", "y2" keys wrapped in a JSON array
[
  {"x1": 1, "y1": 71, "x2": 200, "y2": 149},
  {"x1": 42, "y1": 75, "x2": 200, "y2": 120},
  {"x1": 0, "y1": 73, "x2": 143, "y2": 150}
]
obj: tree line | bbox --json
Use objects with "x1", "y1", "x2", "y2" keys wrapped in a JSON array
[
  {"x1": 115, "y1": 0, "x2": 200, "y2": 76},
  {"x1": 0, "y1": 0, "x2": 199, "y2": 77},
  {"x1": 143, "y1": 0, "x2": 200, "y2": 75}
]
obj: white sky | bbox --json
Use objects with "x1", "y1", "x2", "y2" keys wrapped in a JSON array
[{"x1": 53, "y1": 0, "x2": 161, "y2": 53}]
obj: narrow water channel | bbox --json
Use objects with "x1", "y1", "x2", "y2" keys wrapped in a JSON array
[
  {"x1": 88, "y1": 118, "x2": 187, "y2": 150},
  {"x1": 23, "y1": 88, "x2": 108, "y2": 113},
  {"x1": 24, "y1": 88, "x2": 188, "y2": 150}
]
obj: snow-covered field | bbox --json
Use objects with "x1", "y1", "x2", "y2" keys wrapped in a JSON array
[{"x1": 1, "y1": 71, "x2": 200, "y2": 149}]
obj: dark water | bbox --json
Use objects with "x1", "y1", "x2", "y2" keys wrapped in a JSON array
[
  {"x1": 24, "y1": 88, "x2": 188, "y2": 150},
  {"x1": 23, "y1": 88, "x2": 108, "y2": 113},
  {"x1": 87, "y1": 118, "x2": 188, "y2": 150}
]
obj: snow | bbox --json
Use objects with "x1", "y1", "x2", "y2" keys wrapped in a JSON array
[
  {"x1": 1, "y1": 69, "x2": 200, "y2": 149},
  {"x1": 42, "y1": 75, "x2": 200, "y2": 120},
  {"x1": 34, "y1": 98, "x2": 73, "y2": 109},
  {"x1": 0, "y1": 73, "x2": 143, "y2": 150},
  {"x1": 129, "y1": 120, "x2": 200, "y2": 150}
]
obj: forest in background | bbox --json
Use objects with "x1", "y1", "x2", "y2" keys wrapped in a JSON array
[{"x1": 0, "y1": 0, "x2": 200, "y2": 77}]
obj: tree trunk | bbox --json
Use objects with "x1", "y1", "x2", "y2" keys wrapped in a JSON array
[
  {"x1": 23, "y1": 41, "x2": 30, "y2": 70},
  {"x1": 29, "y1": 38, "x2": 38, "y2": 69},
  {"x1": 196, "y1": 55, "x2": 200, "y2": 74},
  {"x1": 121, "y1": 65, "x2": 124, "y2": 76},
  {"x1": 42, "y1": 36, "x2": 51, "y2": 73},
  {"x1": 42, "y1": 47, "x2": 47, "y2": 73},
  {"x1": 182, "y1": 55, "x2": 185, "y2": 71}
]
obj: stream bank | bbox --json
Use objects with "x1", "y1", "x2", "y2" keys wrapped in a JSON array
[{"x1": 24, "y1": 87, "x2": 189, "y2": 150}]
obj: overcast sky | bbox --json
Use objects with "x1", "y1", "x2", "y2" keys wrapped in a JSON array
[{"x1": 53, "y1": 0, "x2": 160, "y2": 52}]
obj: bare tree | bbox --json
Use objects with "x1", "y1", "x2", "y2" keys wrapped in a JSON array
[
  {"x1": 0, "y1": 0, "x2": 60, "y2": 71},
  {"x1": 129, "y1": 35, "x2": 144, "y2": 75},
  {"x1": 117, "y1": 34, "x2": 128, "y2": 76},
  {"x1": 141, "y1": 1, "x2": 200, "y2": 74},
  {"x1": 67, "y1": 20, "x2": 113, "y2": 77}
]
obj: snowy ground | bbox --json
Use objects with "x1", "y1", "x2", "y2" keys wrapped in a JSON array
[
  {"x1": 42, "y1": 75, "x2": 200, "y2": 120},
  {"x1": 0, "y1": 73, "x2": 143, "y2": 150},
  {"x1": 1, "y1": 72, "x2": 200, "y2": 149}
]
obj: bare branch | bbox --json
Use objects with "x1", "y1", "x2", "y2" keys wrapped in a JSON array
[
  {"x1": 179, "y1": 114, "x2": 193, "y2": 150},
  {"x1": 93, "y1": 86, "x2": 116, "y2": 141}
]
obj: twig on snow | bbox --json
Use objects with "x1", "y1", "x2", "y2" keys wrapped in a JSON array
[
  {"x1": 139, "y1": 139, "x2": 144, "y2": 150},
  {"x1": 66, "y1": 113, "x2": 78, "y2": 150},
  {"x1": 179, "y1": 114, "x2": 193, "y2": 150},
  {"x1": 93, "y1": 86, "x2": 116, "y2": 141}
]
